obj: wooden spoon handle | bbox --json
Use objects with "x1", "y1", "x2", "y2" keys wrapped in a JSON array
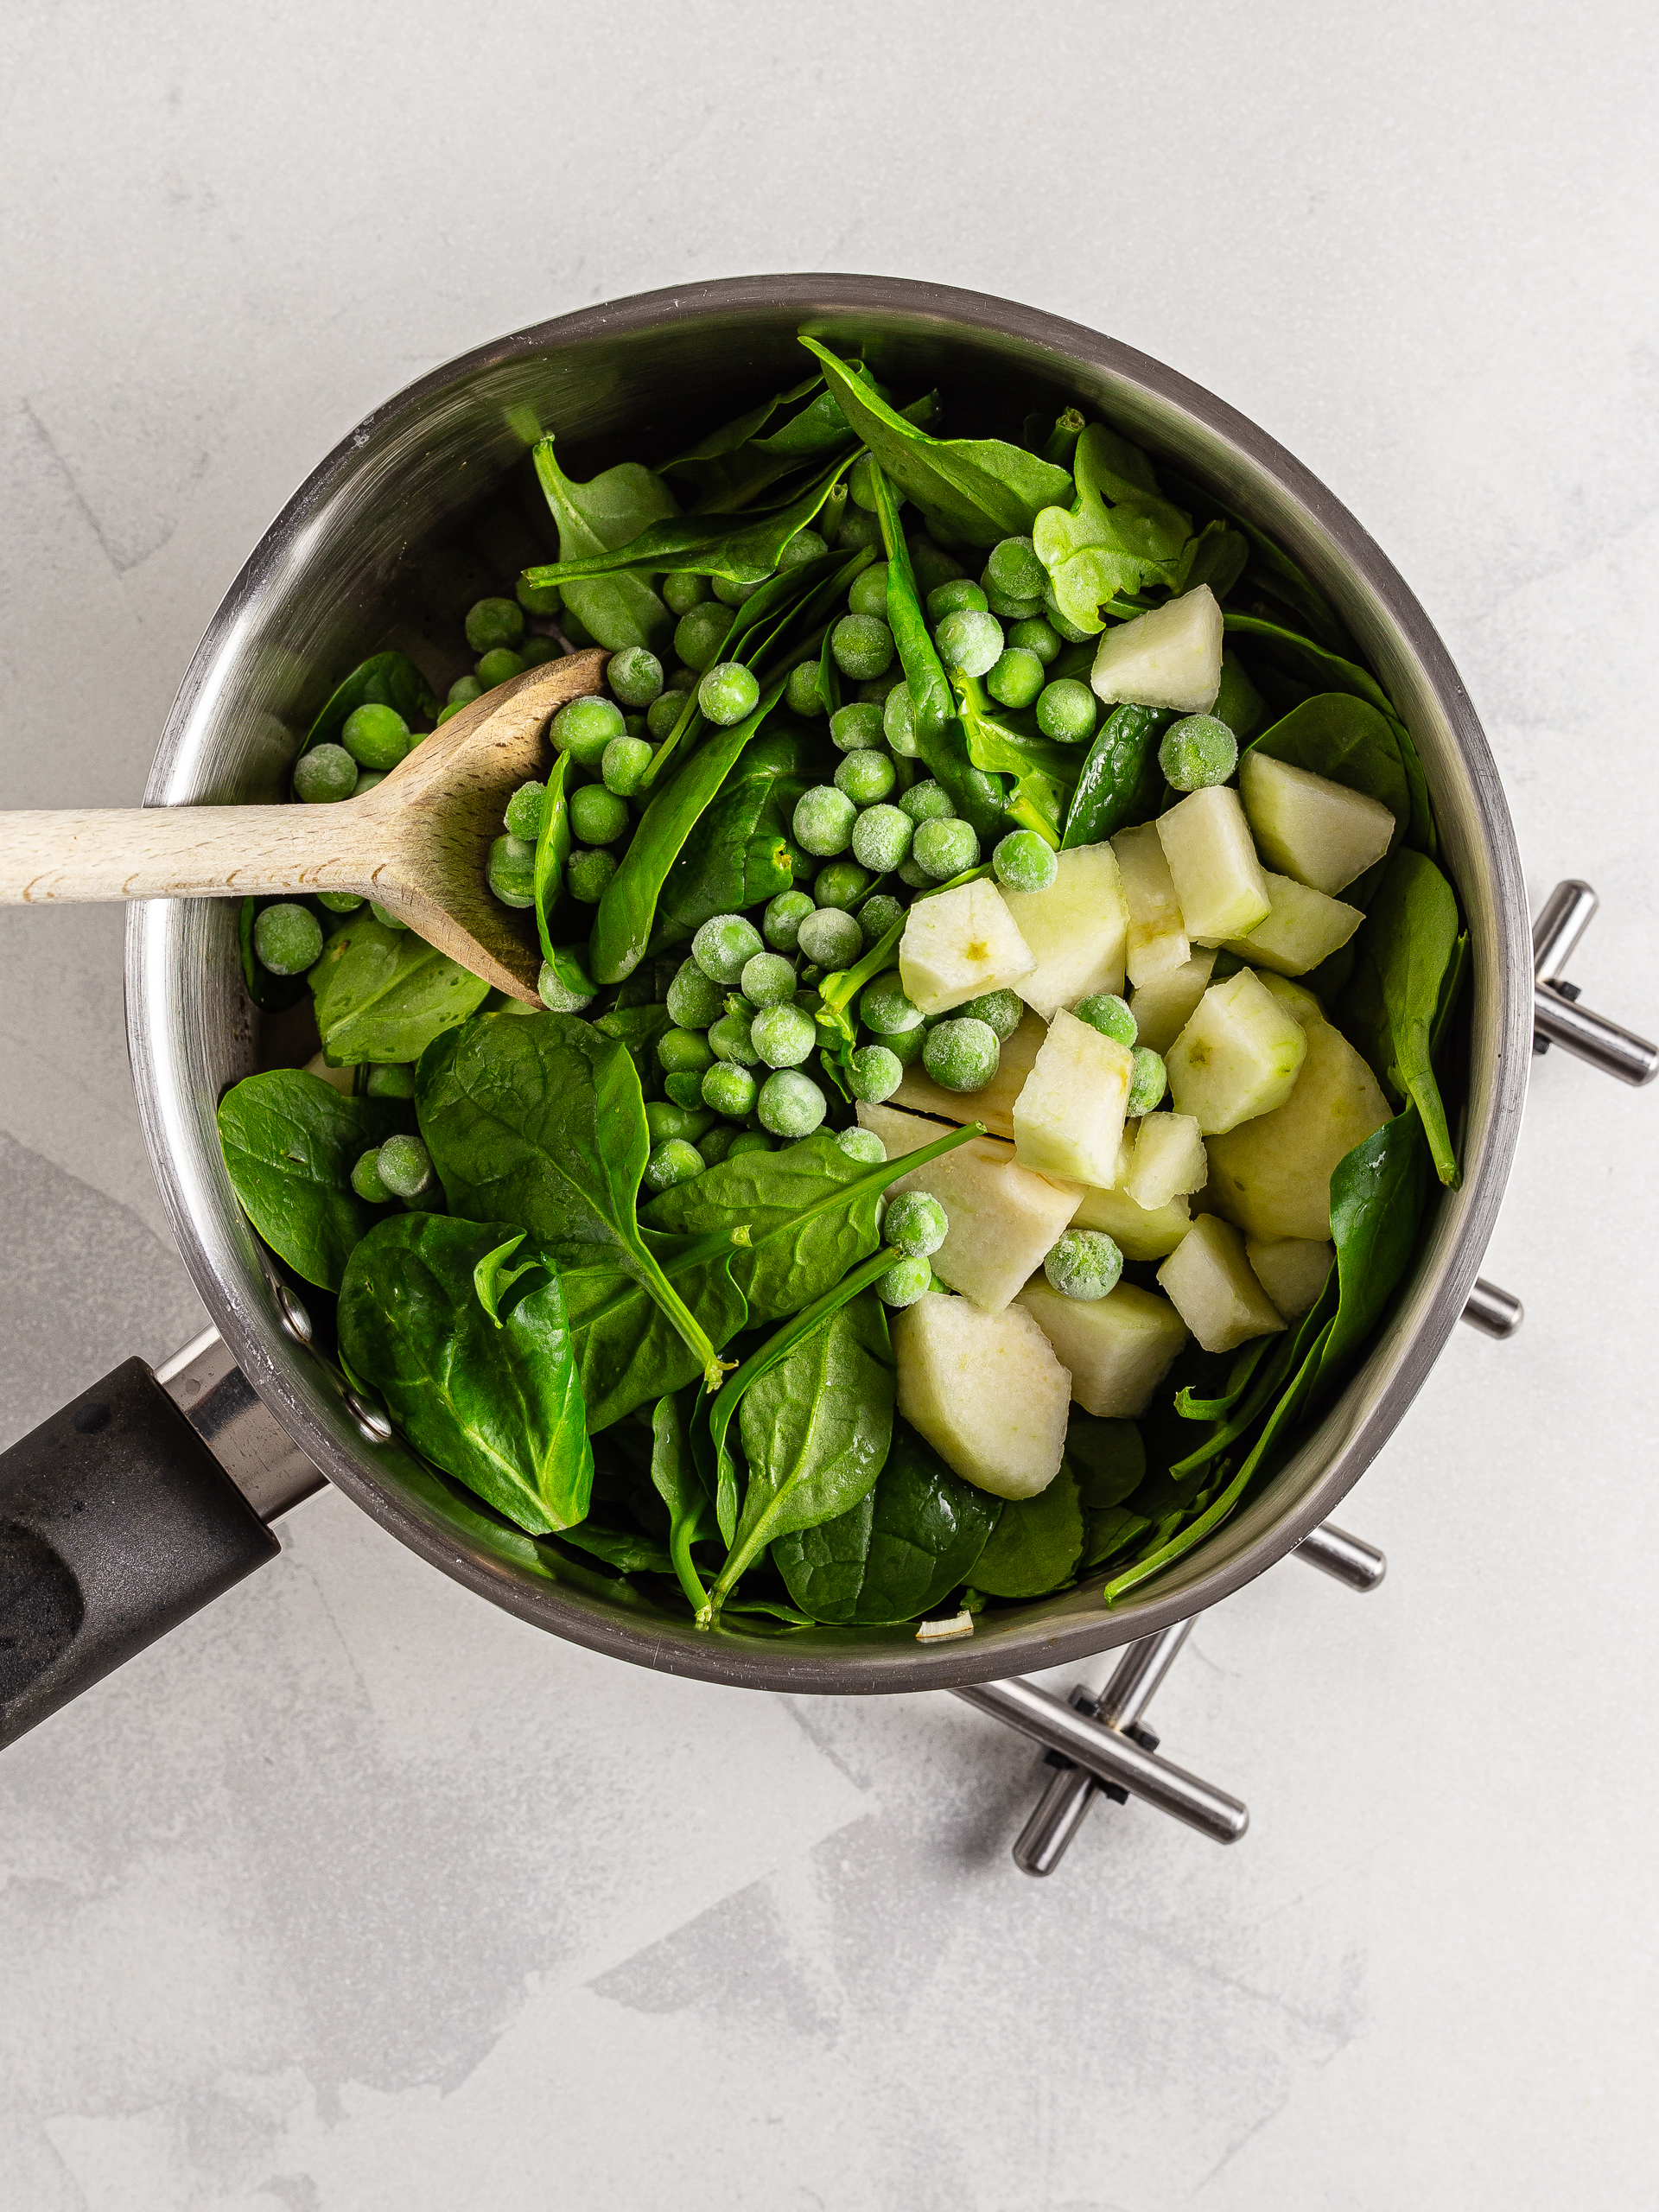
[{"x1": 0, "y1": 803, "x2": 362, "y2": 906}]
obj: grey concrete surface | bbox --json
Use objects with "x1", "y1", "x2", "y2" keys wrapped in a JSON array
[{"x1": 3, "y1": 3, "x2": 1657, "y2": 2206}]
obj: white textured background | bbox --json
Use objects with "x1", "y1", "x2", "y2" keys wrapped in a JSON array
[{"x1": 3, "y1": 3, "x2": 1657, "y2": 2206}]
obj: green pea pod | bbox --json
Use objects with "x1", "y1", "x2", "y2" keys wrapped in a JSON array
[
  {"x1": 1060, "y1": 703, "x2": 1174, "y2": 849},
  {"x1": 532, "y1": 750, "x2": 573, "y2": 967}
]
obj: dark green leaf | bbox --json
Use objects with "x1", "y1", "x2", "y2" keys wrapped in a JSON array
[
  {"x1": 308, "y1": 915, "x2": 492, "y2": 1066},
  {"x1": 1314, "y1": 1105, "x2": 1434, "y2": 1396},
  {"x1": 649, "y1": 1388, "x2": 715, "y2": 1612},
  {"x1": 217, "y1": 1069, "x2": 407, "y2": 1291},
  {"x1": 1338, "y1": 852, "x2": 1462, "y2": 1186},
  {"x1": 592, "y1": 1003, "x2": 672, "y2": 1087},
  {"x1": 472, "y1": 1230, "x2": 547, "y2": 1325},
  {"x1": 1065, "y1": 1415, "x2": 1152, "y2": 1571},
  {"x1": 530, "y1": 438, "x2": 677, "y2": 651},
  {"x1": 969, "y1": 1465, "x2": 1085, "y2": 1599},
  {"x1": 555, "y1": 1522, "x2": 677, "y2": 1576},
  {"x1": 1175, "y1": 519, "x2": 1251, "y2": 601},
  {"x1": 296, "y1": 651, "x2": 439, "y2": 763},
  {"x1": 649, "y1": 728, "x2": 816, "y2": 950},
  {"x1": 1212, "y1": 649, "x2": 1267, "y2": 743},
  {"x1": 523, "y1": 454, "x2": 855, "y2": 588},
  {"x1": 533, "y1": 750, "x2": 574, "y2": 967},
  {"x1": 561, "y1": 1243, "x2": 747, "y2": 1431},
  {"x1": 1061, "y1": 703, "x2": 1173, "y2": 848}
]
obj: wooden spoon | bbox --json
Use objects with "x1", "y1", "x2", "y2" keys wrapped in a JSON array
[{"x1": 0, "y1": 651, "x2": 608, "y2": 1003}]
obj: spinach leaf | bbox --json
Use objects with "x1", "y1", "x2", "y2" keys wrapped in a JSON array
[
  {"x1": 592, "y1": 1002, "x2": 672, "y2": 1087},
  {"x1": 1314, "y1": 1105, "x2": 1434, "y2": 1395},
  {"x1": 1032, "y1": 423, "x2": 1192, "y2": 632},
  {"x1": 1174, "y1": 518, "x2": 1251, "y2": 602},
  {"x1": 296, "y1": 651, "x2": 439, "y2": 764},
  {"x1": 1246, "y1": 692, "x2": 1409, "y2": 840},
  {"x1": 706, "y1": 1283, "x2": 895, "y2": 1621},
  {"x1": 338, "y1": 1213, "x2": 592, "y2": 1535},
  {"x1": 217, "y1": 1068, "x2": 408, "y2": 1292},
  {"x1": 1061, "y1": 703, "x2": 1173, "y2": 847},
  {"x1": 1213, "y1": 649, "x2": 1267, "y2": 743},
  {"x1": 801, "y1": 338, "x2": 1073, "y2": 549},
  {"x1": 472, "y1": 1230, "x2": 547, "y2": 1325},
  {"x1": 561, "y1": 1238, "x2": 748, "y2": 1431},
  {"x1": 1340, "y1": 852, "x2": 1462, "y2": 1185},
  {"x1": 770, "y1": 1416, "x2": 997, "y2": 1622},
  {"x1": 556, "y1": 1522, "x2": 677, "y2": 1576},
  {"x1": 1173, "y1": 1337, "x2": 1277, "y2": 1421},
  {"x1": 533, "y1": 749, "x2": 574, "y2": 966},
  {"x1": 1163, "y1": 472, "x2": 1354, "y2": 654},
  {"x1": 308, "y1": 914, "x2": 492, "y2": 1065},
  {"x1": 530, "y1": 438, "x2": 677, "y2": 651},
  {"x1": 1066, "y1": 1415, "x2": 1151, "y2": 1570},
  {"x1": 969, "y1": 1464, "x2": 1085, "y2": 1599},
  {"x1": 649, "y1": 728, "x2": 814, "y2": 950},
  {"x1": 416, "y1": 1009, "x2": 733, "y2": 1389},
  {"x1": 649, "y1": 1389, "x2": 716, "y2": 1613}
]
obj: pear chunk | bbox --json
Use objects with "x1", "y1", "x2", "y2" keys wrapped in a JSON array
[
  {"x1": 1071, "y1": 1180, "x2": 1192, "y2": 1262},
  {"x1": 1156, "y1": 1215, "x2": 1285, "y2": 1354},
  {"x1": 1224, "y1": 871, "x2": 1363, "y2": 976},
  {"x1": 1113, "y1": 821, "x2": 1190, "y2": 987},
  {"x1": 1013, "y1": 1007, "x2": 1133, "y2": 1188},
  {"x1": 1238, "y1": 751, "x2": 1395, "y2": 896},
  {"x1": 893, "y1": 1293, "x2": 1071, "y2": 1498},
  {"x1": 1246, "y1": 1235, "x2": 1334, "y2": 1317},
  {"x1": 1166, "y1": 968, "x2": 1308, "y2": 1135},
  {"x1": 893, "y1": 1011, "x2": 1044, "y2": 1139},
  {"x1": 1016, "y1": 1280, "x2": 1190, "y2": 1418},
  {"x1": 1128, "y1": 947, "x2": 1217, "y2": 1055},
  {"x1": 899, "y1": 879, "x2": 1035, "y2": 1016},
  {"x1": 1000, "y1": 843, "x2": 1128, "y2": 1020},
  {"x1": 1125, "y1": 1111, "x2": 1208, "y2": 1211},
  {"x1": 1090, "y1": 586, "x2": 1223, "y2": 713},
  {"x1": 1155, "y1": 785, "x2": 1271, "y2": 944}
]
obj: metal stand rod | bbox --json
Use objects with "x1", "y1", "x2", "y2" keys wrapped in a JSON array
[
  {"x1": 1462, "y1": 1279, "x2": 1524, "y2": 1340},
  {"x1": 1530, "y1": 880, "x2": 1657, "y2": 1086},
  {"x1": 1532, "y1": 879, "x2": 1599, "y2": 979},
  {"x1": 1296, "y1": 1520, "x2": 1387, "y2": 1591}
]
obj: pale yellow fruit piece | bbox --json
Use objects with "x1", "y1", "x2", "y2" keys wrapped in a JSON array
[
  {"x1": 1000, "y1": 843, "x2": 1128, "y2": 1020},
  {"x1": 1246, "y1": 1235, "x2": 1334, "y2": 1317},
  {"x1": 893, "y1": 1292, "x2": 1071, "y2": 1498},
  {"x1": 1112, "y1": 821, "x2": 1190, "y2": 987},
  {"x1": 1155, "y1": 785, "x2": 1271, "y2": 944},
  {"x1": 1128, "y1": 948, "x2": 1217, "y2": 1055},
  {"x1": 899, "y1": 879, "x2": 1036, "y2": 1016},
  {"x1": 1090, "y1": 585, "x2": 1223, "y2": 713},
  {"x1": 1224, "y1": 871, "x2": 1363, "y2": 976},
  {"x1": 304, "y1": 1051, "x2": 357, "y2": 1097},
  {"x1": 1071, "y1": 1181, "x2": 1192, "y2": 1262},
  {"x1": 1166, "y1": 968, "x2": 1307, "y2": 1135},
  {"x1": 858, "y1": 1103, "x2": 1083, "y2": 1313},
  {"x1": 893, "y1": 1011, "x2": 1044, "y2": 1139},
  {"x1": 1016, "y1": 1279, "x2": 1189, "y2": 1418},
  {"x1": 1124, "y1": 1110, "x2": 1208, "y2": 1211},
  {"x1": 1205, "y1": 976, "x2": 1390, "y2": 1240},
  {"x1": 1156, "y1": 1215, "x2": 1285, "y2": 1354},
  {"x1": 1238, "y1": 751, "x2": 1395, "y2": 897},
  {"x1": 1013, "y1": 1007, "x2": 1133, "y2": 1188}
]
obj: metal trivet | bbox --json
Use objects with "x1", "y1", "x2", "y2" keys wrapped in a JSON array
[{"x1": 955, "y1": 880, "x2": 1657, "y2": 1871}]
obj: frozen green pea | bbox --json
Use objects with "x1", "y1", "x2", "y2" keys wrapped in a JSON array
[
  {"x1": 645, "y1": 1101, "x2": 714, "y2": 1147},
  {"x1": 1075, "y1": 993, "x2": 1136, "y2": 1046},
  {"x1": 847, "y1": 1044, "x2": 903, "y2": 1103},
  {"x1": 1159, "y1": 714, "x2": 1239, "y2": 792},
  {"x1": 519, "y1": 636, "x2": 558, "y2": 669},
  {"x1": 646, "y1": 689, "x2": 690, "y2": 741},
  {"x1": 934, "y1": 607, "x2": 1004, "y2": 678},
  {"x1": 983, "y1": 585, "x2": 1045, "y2": 621},
  {"x1": 923, "y1": 1016, "x2": 999, "y2": 1093},
  {"x1": 926, "y1": 579, "x2": 988, "y2": 622},
  {"x1": 757, "y1": 1068, "x2": 827, "y2": 1138},
  {"x1": 851, "y1": 803, "x2": 912, "y2": 873},
  {"x1": 834, "y1": 749, "x2": 896, "y2": 804},
  {"x1": 663, "y1": 1071, "x2": 704, "y2": 1109},
  {"x1": 992, "y1": 829, "x2": 1058, "y2": 894},
  {"x1": 868, "y1": 1023, "x2": 925, "y2": 1065},
  {"x1": 487, "y1": 835, "x2": 537, "y2": 907},
  {"x1": 378, "y1": 1134, "x2": 433, "y2": 1199},
  {"x1": 355, "y1": 772, "x2": 387, "y2": 797},
  {"x1": 741, "y1": 951, "x2": 798, "y2": 1007},
  {"x1": 340, "y1": 703, "x2": 410, "y2": 770},
  {"x1": 813, "y1": 860, "x2": 872, "y2": 912},
  {"x1": 702, "y1": 1061, "x2": 759, "y2": 1118},
  {"x1": 466, "y1": 597, "x2": 524, "y2": 654},
  {"x1": 565, "y1": 847, "x2": 617, "y2": 903},
  {"x1": 793, "y1": 785, "x2": 856, "y2": 856},
  {"x1": 984, "y1": 536, "x2": 1046, "y2": 603},
  {"x1": 838, "y1": 505, "x2": 883, "y2": 550},
  {"x1": 607, "y1": 646, "x2": 664, "y2": 708},
  {"x1": 674, "y1": 602, "x2": 731, "y2": 673},
  {"x1": 293, "y1": 744, "x2": 358, "y2": 803},
  {"x1": 896, "y1": 858, "x2": 932, "y2": 888},
  {"x1": 712, "y1": 573, "x2": 765, "y2": 607},
  {"x1": 913, "y1": 817, "x2": 980, "y2": 880},
  {"x1": 830, "y1": 613, "x2": 894, "y2": 682},
  {"x1": 658, "y1": 1027, "x2": 715, "y2": 1076},
  {"x1": 644, "y1": 1138, "x2": 705, "y2": 1192},
  {"x1": 836, "y1": 1126, "x2": 887, "y2": 1165},
  {"x1": 985, "y1": 646, "x2": 1046, "y2": 711},
  {"x1": 667, "y1": 958, "x2": 724, "y2": 1030},
  {"x1": 899, "y1": 779, "x2": 954, "y2": 824},
  {"x1": 365, "y1": 1062, "x2": 416, "y2": 1098},
  {"x1": 1036, "y1": 678, "x2": 1096, "y2": 743},
  {"x1": 569, "y1": 783, "x2": 629, "y2": 845},
  {"x1": 882, "y1": 683, "x2": 920, "y2": 756},
  {"x1": 763, "y1": 889, "x2": 816, "y2": 951},
  {"x1": 448, "y1": 672, "x2": 484, "y2": 707},
  {"x1": 778, "y1": 527, "x2": 828, "y2": 569},
  {"x1": 877, "y1": 1253, "x2": 933, "y2": 1308},
  {"x1": 538, "y1": 960, "x2": 594, "y2": 1014},
  {"x1": 1044, "y1": 1229, "x2": 1122, "y2": 1301},
  {"x1": 884, "y1": 1191, "x2": 949, "y2": 1259},
  {"x1": 503, "y1": 779, "x2": 546, "y2": 841},
  {"x1": 516, "y1": 575, "x2": 562, "y2": 617},
  {"x1": 698, "y1": 1124, "x2": 740, "y2": 1167},
  {"x1": 252, "y1": 902, "x2": 323, "y2": 976},
  {"x1": 317, "y1": 891, "x2": 363, "y2": 914},
  {"x1": 435, "y1": 703, "x2": 463, "y2": 725},
  {"x1": 476, "y1": 647, "x2": 524, "y2": 688},
  {"x1": 662, "y1": 572, "x2": 711, "y2": 617},
  {"x1": 860, "y1": 973, "x2": 923, "y2": 1033},
  {"x1": 1007, "y1": 616, "x2": 1062, "y2": 665},
  {"x1": 370, "y1": 902, "x2": 407, "y2": 930},
  {"x1": 953, "y1": 988, "x2": 1023, "y2": 1041},
  {"x1": 785, "y1": 659, "x2": 825, "y2": 716},
  {"x1": 601, "y1": 735, "x2": 653, "y2": 797},
  {"x1": 698, "y1": 661, "x2": 760, "y2": 727},
  {"x1": 351, "y1": 1147, "x2": 391, "y2": 1203},
  {"x1": 708, "y1": 1010, "x2": 761, "y2": 1066},
  {"x1": 727, "y1": 1130, "x2": 777, "y2": 1159},
  {"x1": 551, "y1": 696, "x2": 625, "y2": 766},
  {"x1": 797, "y1": 906, "x2": 862, "y2": 969},
  {"x1": 859, "y1": 893, "x2": 906, "y2": 943},
  {"x1": 1128, "y1": 1046, "x2": 1168, "y2": 1116},
  {"x1": 910, "y1": 537, "x2": 966, "y2": 597},
  {"x1": 848, "y1": 563, "x2": 890, "y2": 617},
  {"x1": 830, "y1": 701, "x2": 884, "y2": 753},
  {"x1": 1042, "y1": 588, "x2": 1094, "y2": 644},
  {"x1": 692, "y1": 912, "x2": 764, "y2": 984},
  {"x1": 751, "y1": 1002, "x2": 818, "y2": 1069}
]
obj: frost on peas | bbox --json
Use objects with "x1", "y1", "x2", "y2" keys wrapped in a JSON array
[
  {"x1": 378, "y1": 1134, "x2": 434, "y2": 1199},
  {"x1": 1036, "y1": 678, "x2": 1096, "y2": 743},
  {"x1": 751, "y1": 1003, "x2": 818, "y2": 1070},
  {"x1": 702, "y1": 1061, "x2": 758, "y2": 1119},
  {"x1": 830, "y1": 614, "x2": 894, "y2": 682},
  {"x1": 985, "y1": 646, "x2": 1046, "y2": 711},
  {"x1": 601, "y1": 735, "x2": 654, "y2": 797},
  {"x1": 351, "y1": 1147, "x2": 391, "y2": 1203},
  {"x1": 896, "y1": 858, "x2": 932, "y2": 888},
  {"x1": 883, "y1": 1191, "x2": 949, "y2": 1258},
  {"x1": 692, "y1": 912, "x2": 764, "y2": 985},
  {"x1": 785, "y1": 659, "x2": 826, "y2": 716},
  {"x1": 340, "y1": 703, "x2": 411, "y2": 770},
  {"x1": 851, "y1": 803, "x2": 912, "y2": 874},
  {"x1": 757, "y1": 1068, "x2": 827, "y2": 1138},
  {"x1": 878, "y1": 1254, "x2": 933, "y2": 1309},
  {"x1": 667, "y1": 958, "x2": 724, "y2": 1030},
  {"x1": 740, "y1": 950, "x2": 798, "y2": 1007},
  {"x1": 607, "y1": 645, "x2": 664, "y2": 708},
  {"x1": 848, "y1": 563, "x2": 890, "y2": 617},
  {"x1": 984, "y1": 534, "x2": 1047, "y2": 604},
  {"x1": 552, "y1": 696, "x2": 625, "y2": 766},
  {"x1": 992, "y1": 829, "x2": 1058, "y2": 894},
  {"x1": 834, "y1": 750, "x2": 896, "y2": 804},
  {"x1": 293, "y1": 743, "x2": 358, "y2": 803},
  {"x1": 697, "y1": 661, "x2": 760, "y2": 728},
  {"x1": 1008, "y1": 616, "x2": 1062, "y2": 666},
  {"x1": 465, "y1": 597, "x2": 525, "y2": 655},
  {"x1": 925, "y1": 579, "x2": 988, "y2": 623},
  {"x1": 847, "y1": 1044, "x2": 903, "y2": 1103},
  {"x1": 954, "y1": 988, "x2": 1023, "y2": 1041},
  {"x1": 1128, "y1": 1046, "x2": 1168, "y2": 1116},
  {"x1": 912, "y1": 817, "x2": 980, "y2": 880},
  {"x1": 922, "y1": 1016, "x2": 1000, "y2": 1093},
  {"x1": 1075, "y1": 992, "x2": 1137, "y2": 1046},
  {"x1": 503, "y1": 779, "x2": 546, "y2": 841},
  {"x1": 859, "y1": 893, "x2": 906, "y2": 943},
  {"x1": 882, "y1": 682, "x2": 920, "y2": 757},
  {"x1": 569, "y1": 784, "x2": 630, "y2": 845},
  {"x1": 860, "y1": 973, "x2": 923, "y2": 1035},
  {"x1": 763, "y1": 889, "x2": 816, "y2": 951},
  {"x1": 792, "y1": 785, "x2": 856, "y2": 856},
  {"x1": 565, "y1": 848, "x2": 617, "y2": 903},
  {"x1": 829, "y1": 701, "x2": 885, "y2": 753},
  {"x1": 868, "y1": 1022, "x2": 925, "y2": 1065},
  {"x1": 538, "y1": 959, "x2": 594, "y2": 1014},
  {"x1": 674, "y1": 602, "x2": 732, "y2": 673},
  {"x1": 252, "y1": 902, "x2": 323, "y2": 976},
  {"x1": 899, "y1": 779, "x2": 955, "y2": 824},
  {"x1": 934, "y1": 607, "x2": 1004, "y2": 678},
  {"x1": 708, "y1": 1011, "x2": 762, "y2": 1066},
  {"x1": 476, "y1": 648, "x2": 525, "y2": 687},
  {"x1": 1044, "y1": 1229, "x2": 1124, "y2": 1302},
  {"x1": 645, "y1": 1138, "x2": 706, "y2": 1193},
  {"x1": 658, "y1": 1027, "x2": 715, "y2": 1076},
  {"x1": 811, "y1": 861, "x2": 870, "y2": 911},
  {"x1": 1158, "y1": 714, "x2": 1239, "y2": 792},
  {"x1": 836, "y1": 1126, "x2": 887, "y2": 1165},
  {"x1": 487, "y1": 835, "x2": 537, "y2": 908},
  {"x1": 796, "y1": 907, "x2": 862, "y2": 970}
]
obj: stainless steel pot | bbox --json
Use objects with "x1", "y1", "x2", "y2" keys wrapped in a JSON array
[{"x1": 104, "y1": 276, "x2": 1528, "y2": 1700}]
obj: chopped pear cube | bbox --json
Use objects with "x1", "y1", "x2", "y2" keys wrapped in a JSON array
[
  {"x1": 893, "y1": 1292, "x2": 1071, "y2": 1498},
  {"x1": 1128, "y1": 947, "x2": 1217, "y2": 1055},
  {"x1": 1090, "y1": 585, "x2": 1223, "y2": 713},
  {"x1": 1205, "y1": 976, "x2": 1390, "y2": 1239},
  {"x1": 1246, "y1": 1235, "x2": 1334, "y2": 1317},
  {"x1": 1224, "y1": 871, "x2": 1363, "y2": 976},
  {"x1": 1125, "y1": 1111, "x2": 1208, "y2": 1211},
  {"x1": 1238, "y1": 751, "x2": 1395, "y2": 896},
  {"x1": 1013, "y1": 1007, "x2": 1133, "y2": 1188},
  {"x1": 1071, "y1": 1180, "x2": 1192, "y2": 1262},
  {"x1": 1113, "y1": 820, "x2": 1191, "y2": 986},
  {"x1": 1016, "y1": 1279, "x2": 1189, "y2": 1418},
  {"x1": 899, "y1": 879, "x2": 1036, "y2": 1016},
  {"x1": 1000, "y1": 843, "x2": 1128, "y2": 1020},
  {"x1": 893, "y1": 1010, "x2": 1044, "y2": 1139},
  {"x1": 1166, "y1": 968, "x2": 1308, "y2": 1135},
  {"x1": 860, "y1": 1103, "x2": 1083, "y2": 1312},
  {"x1": 1156, "y1": 1215, "x2": 1285, "y2": 1354},
  {"x1": 1155, "y1": 785, "x2": 1271, "y2": 944}
]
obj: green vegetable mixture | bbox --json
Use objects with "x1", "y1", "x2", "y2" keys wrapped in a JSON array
[{"x1": 217, "y1": 339, "x2": 1466, "y2": 1635}]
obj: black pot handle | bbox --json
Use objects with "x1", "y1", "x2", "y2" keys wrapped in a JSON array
[{"x1": 0, "y1": 1356, "x2": 282, "y2": 1749}]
